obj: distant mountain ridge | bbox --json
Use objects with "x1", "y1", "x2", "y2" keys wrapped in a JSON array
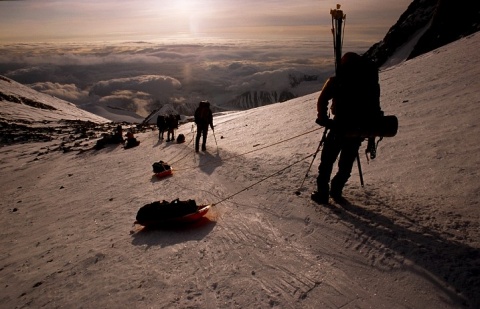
[
  {"x1": 223, "y1": 73, "x2": 320, "y2": 111},
  {"x1": 365, "y1": 0, "x2": 480, "y2": 67},
  {"x1": 146, "y1": 72, "x2": 321, "y2": 116},
  {"x1": 228, "y1": 90, "x2": 295, "y2": 110}
]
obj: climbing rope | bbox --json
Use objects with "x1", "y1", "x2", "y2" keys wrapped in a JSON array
[
  {"x1": 173, "y1": 127, "x2": 321, "y2": 172},
  {"x1": 167, "y1": 125, "x2": 196, "y2": 166},
  {"x1": 153, "y1": 125, "x2": 322, "y2": 206},
  {"x1": 212, "y1": 152, "x2": 315, "y2": 206}
]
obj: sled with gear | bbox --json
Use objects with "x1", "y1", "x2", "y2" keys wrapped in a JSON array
[
  {"x1": 152, "y1": 160, "x2": 173, "y2": 179},
  {"x1": 134, "y1": 199, "x2": 211, "y2": 227}
]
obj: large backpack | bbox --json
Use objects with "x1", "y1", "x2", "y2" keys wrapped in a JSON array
[
  {"x1": 333, "y1": 53, "x2": 382, "y2": 128},
  {"x1": 333, "y1": 53, "x2": 397, "y2": 138},
  {"x1": 194, "y1": 101, "x2": 211, "y2": 125}
]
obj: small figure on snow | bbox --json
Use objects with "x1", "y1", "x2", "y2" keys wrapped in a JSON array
[
  {"x1": 194, "y1": 100, "x2": 214, "y2": 152},
  {"x1": 124, "y1": 129, "x2": 140, "y2": 149},
  {"x1": 166, "y1": 114, "x2": 180, "y2": 142},
  {"x1": 156, "y1": 115, "x2": 167, "y2": 140},
  {"x1": 112, "y1": 125, "x2": 124, "y2": 143}
]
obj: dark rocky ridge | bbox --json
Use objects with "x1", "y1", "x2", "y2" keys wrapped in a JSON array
[{"x1": 365, "y1": 0, "x2": 480, "y2": 67}]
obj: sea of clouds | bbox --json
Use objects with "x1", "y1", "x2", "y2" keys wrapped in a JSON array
[{"x1": 0, "y1": 38, "x2": 372, "y2": 118}]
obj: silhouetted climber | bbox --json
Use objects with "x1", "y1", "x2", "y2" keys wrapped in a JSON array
[
  {"x1": 194, "y1": 100, "x2": 214, "y2": 152},
  {"x1": 312, "y1": 52, "x2": 383, "y2": 204}
]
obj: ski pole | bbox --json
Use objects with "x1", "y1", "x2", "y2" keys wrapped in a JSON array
[
  {"x1": 295, "y1": 127, "x2": 328, "y2": 195},
  {"x1": 192, "y1": 124, "x2": 197, "y2": 162},
  {"x1": 212, "y1": 127, "x2": 219, "y2": 154},
  {"x1": 212, "y1": 128, "x2": 218, "y2": 147},
  {"x1": 356, "y1": 152, "x2": 364, "y2": 187}
]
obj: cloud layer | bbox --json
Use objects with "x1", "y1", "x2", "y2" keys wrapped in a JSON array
[{"x1": 0, "y1": 38, "x2": 375, "y2": 118}]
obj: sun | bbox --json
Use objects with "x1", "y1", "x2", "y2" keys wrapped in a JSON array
[{"x1": 175, "y1": 0, "x2": 192, "y2": 11}]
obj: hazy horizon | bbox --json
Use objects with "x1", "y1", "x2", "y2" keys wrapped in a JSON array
[{"x1": 0, "y1": 1, "x2": 411, "y2": 43}]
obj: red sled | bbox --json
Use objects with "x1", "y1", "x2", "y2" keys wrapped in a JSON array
[
  {"x1": 172, "y1": 204, "x2": 211, "y2": 223},
  {"x1": 152, "y1": 161, "x2": 172, "y2": 179},
  {"x1": 155, "y1": 169, "x2": 173, "y2": 179}
]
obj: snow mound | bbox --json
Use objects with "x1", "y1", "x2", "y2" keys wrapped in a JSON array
[{"x1": 0, "y1": 75, "x2": 109, "y2": 125}]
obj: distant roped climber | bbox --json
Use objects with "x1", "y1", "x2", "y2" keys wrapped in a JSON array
[{"x1": 194, "y1": 100, "x2": 214, "y2": 152}]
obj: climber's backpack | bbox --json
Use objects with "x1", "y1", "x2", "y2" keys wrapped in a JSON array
[{"x1": 333, "y1": 54, "x2": 397, "y2": 138}]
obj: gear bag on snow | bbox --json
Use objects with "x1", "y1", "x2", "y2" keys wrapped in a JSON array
[
  {"x1": 176, "y1": 134, "x2": 185, "y2": 143},
  {"x1": 135, "y1": 199, "x2": 198, "y2": 225}
]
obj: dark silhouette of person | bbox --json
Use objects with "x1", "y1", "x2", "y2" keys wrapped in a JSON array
[
  {"x1": 112, "y1": 125, "x2": 124, "y2": 143},
  {"x1": 312, "y1": 52, "x2": 383, "y2": 204},
  {"x1": 194, "y1": 100, "x2": 214, "y2": 152},
  {"x1": 124, "y1": 129, "x2": 140, "y2": 149},
  {"x1": 156, "y1": 115, "x2": 167, "y2": 140},
  {"x1": 166, "y1": 114, "x2": 180, "y2": 142}
]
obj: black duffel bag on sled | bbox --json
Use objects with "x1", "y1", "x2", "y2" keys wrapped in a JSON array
[
  {"x1": 135, "y1": 199, "x2": 198, "y2": 226},
  {"x1": 152, "y1": 161, "x2": 171, "y2": 173}
]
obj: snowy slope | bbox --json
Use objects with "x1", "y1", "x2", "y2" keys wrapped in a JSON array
[
  {"x1": 0, "y1": 33, "x2": 479, "y2": 308},
  {"x1": 0, "y1": 76, "x2": 109, "y2": 124}
]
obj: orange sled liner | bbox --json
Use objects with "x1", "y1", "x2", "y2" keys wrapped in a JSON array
[
  {"x1": 172, "y1": 204, "x2": 211, "y2": 223},
  {"x1": 134, "y1": 199, "x2": 211, "y2": 227},
  {"x1": 155, "y1": 169, "x2": 173, "y2": 179}
]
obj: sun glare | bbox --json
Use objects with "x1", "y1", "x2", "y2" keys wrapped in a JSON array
[{"x1": 160, "y1": 0, "x2": 205, "y2": 35}]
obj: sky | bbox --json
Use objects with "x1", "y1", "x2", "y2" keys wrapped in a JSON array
[{"x1": 0, "y1": 0, "x2": 411, "y2": 43}]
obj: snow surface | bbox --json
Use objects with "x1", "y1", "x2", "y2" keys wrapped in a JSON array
[{"x1": 1, "y1": 32, "x2": 480, "y2": 308}]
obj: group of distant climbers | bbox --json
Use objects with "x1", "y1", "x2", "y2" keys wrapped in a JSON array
[
  {"x1": 156, "y1": 101, "x2": 214, "y2": 152},
  {"x1": 156, "y1": 114, "x2": 181, "y2": 142},
  {"x1": 94, "y1": 100, "x2": 215, "y2": 153}
]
